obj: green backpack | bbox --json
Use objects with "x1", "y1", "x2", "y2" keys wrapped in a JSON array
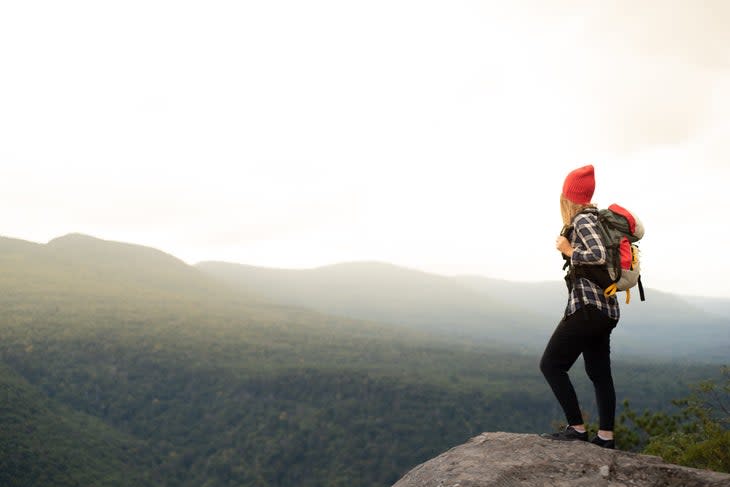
[{"x1": 569, "y1": 204, "x2": 645, "y2": 303}]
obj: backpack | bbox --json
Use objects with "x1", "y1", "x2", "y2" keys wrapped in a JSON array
[{"x1": 568, "y1": 204, "x2": 645, "y2": 304}]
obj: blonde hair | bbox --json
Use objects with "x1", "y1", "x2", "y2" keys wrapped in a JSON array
[{"x1": 560, "y1": 194, "x2": 596, "y2": 227}]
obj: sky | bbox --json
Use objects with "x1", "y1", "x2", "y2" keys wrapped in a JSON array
[{"x1": 1, "y1": 1, "x2": 729, "y2": 298}]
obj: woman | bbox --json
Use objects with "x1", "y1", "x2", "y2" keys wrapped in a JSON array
[{"x1": 539, "y1": 164, "x2": 619, "y2": 449}]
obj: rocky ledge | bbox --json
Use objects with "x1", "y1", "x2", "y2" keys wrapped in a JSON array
[{"x1": 393, "y1": 432, "x2": 730, "y2": 487}]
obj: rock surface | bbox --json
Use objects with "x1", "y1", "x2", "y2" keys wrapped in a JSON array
[{"x1": 392, "y1": 432, "x2": 730, "y2": 487}]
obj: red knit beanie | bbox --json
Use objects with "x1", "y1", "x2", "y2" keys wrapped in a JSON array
[{"x1": 562, "y1": 165, "x2": 595, "y2": 204}]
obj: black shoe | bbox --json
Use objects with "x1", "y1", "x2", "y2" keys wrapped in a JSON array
[
  {"x1": 591, "y1": 435, "x2": 615, "y2": 449},
  {"x1": 540, "y1": 425, "x2": 588, "y2": 442}
]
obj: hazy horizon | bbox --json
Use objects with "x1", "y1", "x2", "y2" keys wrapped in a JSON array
[
  {"x1": 2, "y1": 1, "x2": 729, "y2": 298},
  {"x1": 4, "y1": 229, "x2": 729, "y2": 301}
]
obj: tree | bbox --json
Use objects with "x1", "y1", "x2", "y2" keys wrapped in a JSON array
[{"x1": 618, "y1": 366, "x2": 730, "y2": 473}]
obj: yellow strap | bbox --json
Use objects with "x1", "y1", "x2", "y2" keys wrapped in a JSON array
[
  {"x1": 625, "y1": 288, "x2": 631, "y2": 304},
  {"x1": 604, "y1": 283, "x2": 618, "y2": 297}
]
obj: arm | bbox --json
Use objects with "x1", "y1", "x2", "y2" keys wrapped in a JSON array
[{"x1": 570, "y1": 214, "x2": 607, "y2": 266}]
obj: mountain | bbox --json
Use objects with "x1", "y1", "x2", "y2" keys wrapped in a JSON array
[
  {"x1": 0, "y1": 234, "x2": 560, "y2": 486},
  {"x1": 197, "y1": 261, "x2": 730, "y2": 361},
  {"x1": 43, "y1": 233, "x2": 243, "y2": 301},
  {"x1": 196, "y1": 260, "x2": 551, "y2": 350},
  {"x1": 0, "y1": 233, "x2": 725, "y2": 486},
  {"x1": 1, "y1": 233, "x2": 230, "y2": 310}
]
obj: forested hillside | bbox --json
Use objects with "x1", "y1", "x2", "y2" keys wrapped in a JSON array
[
  {"x1": 196, "y1": 260, "x2": 545, "y2": 348},
  {"x1": 0, "y1": 363, "x2": 156, "y2": 487},
  {"x1": 0, "y1": 234, "x2": 724, "y2": 486}
]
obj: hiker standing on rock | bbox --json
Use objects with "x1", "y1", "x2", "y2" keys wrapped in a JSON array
[{"x1": 539, "y1": 164, "x2": 618, "y2": 449}]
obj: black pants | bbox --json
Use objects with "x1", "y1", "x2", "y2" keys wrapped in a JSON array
[{"x1": 539, "y1": 306, "x2": 618, "y2": 431}]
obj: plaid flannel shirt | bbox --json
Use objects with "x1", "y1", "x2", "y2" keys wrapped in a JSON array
[{"x1": 565, "y1": 208, "x2": 620, "y2": 321}]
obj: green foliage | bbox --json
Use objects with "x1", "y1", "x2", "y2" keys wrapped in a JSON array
[
  {"x1": 0, "y1": 364, "x2": 156, "y2": 487},
  {"x1": 0, "y1": 235, "x2": 725, "y2": 486},
  {"x1": 617, "y1": 366, "x2": 730, "y2": 473}
]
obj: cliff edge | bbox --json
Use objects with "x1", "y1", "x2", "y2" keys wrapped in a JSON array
[{"x1": 392, "y1": 432, "x2": 730, "y2": 487}]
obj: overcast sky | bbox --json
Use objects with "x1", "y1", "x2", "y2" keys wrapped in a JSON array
[{"x1": 1, "y1": 1, "x2": 729, "y2": 298}]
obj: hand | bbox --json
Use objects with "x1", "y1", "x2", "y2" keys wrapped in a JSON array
[{"x1": 556, "y1": 236, "x2": 573, "y2": 257}]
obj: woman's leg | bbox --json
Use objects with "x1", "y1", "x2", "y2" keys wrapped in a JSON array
[
  {"x1": 540, "y1": 312, "x2": 586, "y2": 427},
  {"x1": 582, "y1": 310, "x2": 618, "y2": 432}
]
